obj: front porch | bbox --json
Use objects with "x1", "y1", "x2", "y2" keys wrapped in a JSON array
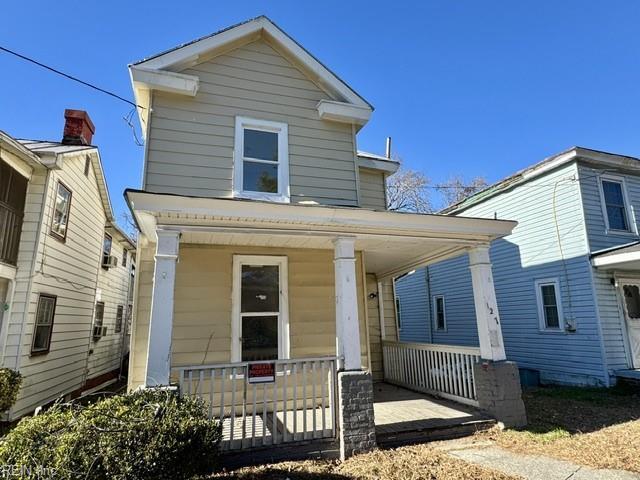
[{"x1": 127, "y1": 191, "x2": 522, "y2": 458}]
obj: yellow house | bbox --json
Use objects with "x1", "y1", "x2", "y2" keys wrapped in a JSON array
[{"x1": 126, "y1": 16, "x2": 523, "y2": 459}]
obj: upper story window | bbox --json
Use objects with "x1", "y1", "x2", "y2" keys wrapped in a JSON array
[
  {"x1": 233, "y1": 117, "x2": 289, "y2": 203},
  {"x1": 102, "y1": 234, "x2": 112, "y2": 267},
  {"x1": 600, "y1": 176, "x2": 634, "y2": 233},
  {"x1": 122, "y1": 250, "x2": 127, "y2": 267},
  {"x1": 31, "y1": 294, "x2": 56, "y2": 355},
  {"x1": 535, "y1": 278, "x2": 564, "y2": 331},
  {"x1": 51, "y1": 182, "x2": 72, "y2": 241}
]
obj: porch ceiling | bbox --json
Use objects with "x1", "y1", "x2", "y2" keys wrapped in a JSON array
[{"x1": 126, "y1": 190, "x2": 517, "y2": 278}]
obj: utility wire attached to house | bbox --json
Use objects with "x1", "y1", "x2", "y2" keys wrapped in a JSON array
[{"x1": 0, "y1": 45, "x2": 146, "y2": 146}]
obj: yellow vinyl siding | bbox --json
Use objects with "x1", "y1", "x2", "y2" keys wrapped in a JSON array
[
  {"x1": 359, "y1": 168, "x2": 387, "y2": 210},
  {"x1": 145, "y1": 39, "x2": 359, "y2": 207},
  {"x1": 129, "y1": 244, "x2": 370, "y2": 390},
  {"x1": 10, "y1": 153, "x2": 106, "y2": 418}
]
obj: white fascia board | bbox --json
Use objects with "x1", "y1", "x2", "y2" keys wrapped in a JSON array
[
  {"x1": 357, "y1": 156, "x2": 400, "y2": 174},
  {"x1": 130, "y1": 66, "x2": 199, "y2": 97},
  {"x1": 317, "y1": 100, "x2": 372, "y2": 126},
  {"x1": 126, "y1": 191, "x2": 516, "y2": 241},
  {"x1": 592, "y1": 250, "x2": 640, "y2": 268}
]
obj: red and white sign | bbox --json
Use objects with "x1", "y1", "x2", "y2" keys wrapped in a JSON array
[{"x1": 247, "y1": 362, "x2": 276, "y2": 384}]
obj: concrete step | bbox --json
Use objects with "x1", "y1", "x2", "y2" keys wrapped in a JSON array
[{"x1": 376, "y1": 418, "x2": 497, "y2": 448}]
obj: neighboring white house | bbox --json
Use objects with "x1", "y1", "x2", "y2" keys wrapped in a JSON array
[
  {"x1": 125, "y1": 16, "x2": 523, "y2": 459},
  {"x1": 0, "y1": 111, "x2": 135, "y2": 419}
]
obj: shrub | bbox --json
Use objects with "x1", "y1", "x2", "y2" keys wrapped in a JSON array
[
  {"x1": 0, "y1": 389, "x2": 222, "y2": 479},
  {"x1": 0, "y1": 368, "x2": 22, "y2": 411}
]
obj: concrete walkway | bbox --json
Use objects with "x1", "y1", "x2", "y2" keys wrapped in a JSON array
[{"x1": 438, "y1": 441, "x2": 640, "y2": 480}]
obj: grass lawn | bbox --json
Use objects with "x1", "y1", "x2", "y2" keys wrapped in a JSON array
[
  {"x1": 210, "y1": 444, "x2": 520, "y2": 479},
  {"x1": 481, "y1": 383, "x2": 640, "y2": 472}
]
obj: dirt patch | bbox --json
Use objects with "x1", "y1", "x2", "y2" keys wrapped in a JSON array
[
  {"x1": 211, "y1": 444, "x2": 521, "y2": 479},
  {"x1": 480, "y1": 385, "x2": 640, "y2": 473}
]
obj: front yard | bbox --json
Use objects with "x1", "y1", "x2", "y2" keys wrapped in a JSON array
[
  {"x1": 210, "y1": 445, "x2": 519, "y2": 480},
  {"x1": 481, "y1": 383, "x2": 640, "y2": 473}
]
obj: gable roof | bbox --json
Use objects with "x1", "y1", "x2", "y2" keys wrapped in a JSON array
[
  {"x1": 17, "y1": 139, "x2": 114, "y2": 222},
  {"x1": 129, "y1": 16, "x2": 373, "y2": 131},
  {"x1": 441, "y1": 146, "x2": 640, "y2": 215}
]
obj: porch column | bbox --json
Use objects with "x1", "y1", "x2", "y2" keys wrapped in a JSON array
[
  {"x1": 333, "y1": 237, "x2": 361, "y2": 371},
  {"x1": 333, "y1": 237, "x2": 376, "y2": 459},
  {"x1": 468, "y1": 245, "x2": 506, "y2": 361},
  {"x1": 145, "y1": 230, "x2": 180, "y2": 387},
  {"x1": 468, "y1": 245, "x2": 527, "y2": 427}
]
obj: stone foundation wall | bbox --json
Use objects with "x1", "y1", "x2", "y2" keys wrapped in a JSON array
[
  {"x1": 473, "y1": 360, "x2": 527, "y2": 428},
  {"x1": 337, "y1": 371, "x2": 376, "y2": 459}
]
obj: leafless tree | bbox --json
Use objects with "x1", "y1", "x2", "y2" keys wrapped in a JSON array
[
  {"x1": 386, "y1": 168, "x2": 433, "y2": 213},
  {"x1": 437, "y1": 175, "x2": 488, "y2": 208},
  {"x1": 120, "y1": 212, "x2": 139, "y2": 241}
]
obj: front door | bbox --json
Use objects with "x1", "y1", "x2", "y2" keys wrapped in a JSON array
[{"x1": 620, "y1": 281, "x2": 640, "y2": 368}]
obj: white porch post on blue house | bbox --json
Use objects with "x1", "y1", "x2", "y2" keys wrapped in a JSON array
[
  {"x1": 468, "y1": 244, "x2": 506, "y2": 361},
  {"x1": 145, "y1": 229, "x2": 180, "y2": 387}
]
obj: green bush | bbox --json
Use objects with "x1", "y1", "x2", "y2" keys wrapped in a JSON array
[
  {"x1": 0, "y1": 389, "x2": 222, "y2": 479},
  {"x1": 0, "y1": 368, "x2": 22, "y2": 411}
]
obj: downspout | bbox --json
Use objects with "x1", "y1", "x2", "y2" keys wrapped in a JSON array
[{"x1": 425, "y1": 267, "x2": 433, "y2": 343}]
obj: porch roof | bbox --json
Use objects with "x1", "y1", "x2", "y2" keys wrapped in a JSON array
[
  {"x1": 591, "y1": 241, "x2": 640, "y2": 271},
  {"x1": 125, "y1": 190, "x2": 516, "y2": 278}
]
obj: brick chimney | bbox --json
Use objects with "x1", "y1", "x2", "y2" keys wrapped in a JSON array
[{"x1": 62, "y1": 109, "x2": 95, "y2": 145}]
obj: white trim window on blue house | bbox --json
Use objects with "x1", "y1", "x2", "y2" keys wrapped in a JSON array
[
  {"x1": 233, "y1": 116, "x2": 290, "y2": 203},
  {"x1": 433, "y1": 295, "x2": 447, "y2": 331},
  {"x1": 599, "y1": 174, "x2": 635, "y2": 234},
  {"x1": 535, "y1": 278, "x2": 564, "y2": 331}
]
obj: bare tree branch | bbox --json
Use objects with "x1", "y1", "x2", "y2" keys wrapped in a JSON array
[
  {"x1": 386, "y1": 168, "x2": 433, "y2": 213},
  {"x1": 437, "y1": 175, "x2": 488, "y2": 208}
]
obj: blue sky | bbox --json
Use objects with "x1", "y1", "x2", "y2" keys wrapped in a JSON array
[{"x1": 2, "y1": 1, "x2": 639, "y2": 219}]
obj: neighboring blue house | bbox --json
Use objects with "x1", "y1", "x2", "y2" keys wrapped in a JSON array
[{"x1": 396, "y1": 147, "x2": 640, "y2": 387}]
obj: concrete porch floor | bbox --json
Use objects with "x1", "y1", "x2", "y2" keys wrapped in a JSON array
[{"x1": 373, "y1": 383, "x2": 496, "y2": 446}]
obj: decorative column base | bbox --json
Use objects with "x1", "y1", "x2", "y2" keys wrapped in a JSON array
[
  {"x1": 473, "y1": 360, "x2": 527, "y2": 428},
  {"x1": 337, "y1": 371, "x2": 377, "y2": 459}
]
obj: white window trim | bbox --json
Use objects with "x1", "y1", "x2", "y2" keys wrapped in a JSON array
[
  {"x1": 535, "y1": 278, "x2": 565, "y2": 332},
  {"x1": 598, "y1": 174, "x2": 637, "y2": 236},
  {"x1": 233, "y1": 116, "x2": 290, "y2": 203},
  {"x1": 433, "y1": 294, "x2": 447, "y2": 332},
  {"x1": 231, "y1": 255, "x2": 290, "y2": 363}
]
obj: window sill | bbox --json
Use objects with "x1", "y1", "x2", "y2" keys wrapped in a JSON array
[
  {"x1": 49, "y1": 231, "x2": 67, "y2": 243},
  {"x1": 30, "y1": 350, "x2": 50, "y2": 357},
  {"x1": 538, "y1": 328, "x2": 567, "y2": 334},
  {"x1": 233, "y1": 191, "x2": 290, "y2": 204},
  {"x1": 605, "y1": 229, "x2": 638, "y2": 237}
]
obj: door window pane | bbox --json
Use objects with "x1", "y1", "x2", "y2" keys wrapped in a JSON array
[
  {"x1": 624, "y1": 285, "x2": 640, "y2": 319},
  {"x1": 242, "y1": 315, "x2": 278, "y2": 361},
  {"x1": 243, "y1": 161, "x2": 278, "y2": 193},
  {"x1": 241, "y1": 265, "x2": 279, "y2": 312},
  {"x1": 244, "y1": 129, "x2": 278, "y2": 162}
]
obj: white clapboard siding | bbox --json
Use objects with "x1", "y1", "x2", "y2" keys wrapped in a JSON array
[
  {"x1": 145, "y1": 39, "x2": 359, "y2": 206},
  {"x1": 10, "y1": 153, "x2": 107, "y2": 418}
]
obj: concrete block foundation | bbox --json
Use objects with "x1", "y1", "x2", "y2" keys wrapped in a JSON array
[
  {"x1": 473, "y1": 360, "x2": 527, "y2": 428},
  {"x1": 337, "y1": 370, "x2": 376, "y2": 459}
]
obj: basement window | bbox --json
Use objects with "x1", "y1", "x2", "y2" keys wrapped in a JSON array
[{"x1": 233, "y1": 117, "x2": 289, "y2": 203}]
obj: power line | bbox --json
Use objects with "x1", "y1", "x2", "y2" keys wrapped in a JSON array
[{"x1": 0, "y1": 45, "x2": 144, "y2": 109}]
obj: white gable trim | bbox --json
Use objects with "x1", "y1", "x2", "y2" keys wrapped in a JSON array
[
  {"x1": 317, "y1": 100, "x2": 371, "y2": 125},
  {"x1": 130, "y1": 16, "x2": 372, "y2": 112},
  {"x1": 130, "y1": 66, "x2": 199, "y2": 97}
]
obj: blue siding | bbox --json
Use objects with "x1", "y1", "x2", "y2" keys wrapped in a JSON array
[
  {"x1": 396, "y1": 161, "x2": 613, "y2": 386},
  {"x1": 579, "y1": 164, "x2": 637, "y2": 374},
  {"x1": 395, "y1": 269, "x2": 431, "y2": 342}
]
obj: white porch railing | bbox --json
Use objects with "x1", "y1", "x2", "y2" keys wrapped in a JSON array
[
  {"x1": 175, "y1": 357, "x2": 338, "y2": 451},
  {"x1": 382, "y1": 341, "x2": 481, "y2": 406}
]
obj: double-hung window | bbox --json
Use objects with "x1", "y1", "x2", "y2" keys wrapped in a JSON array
[
  {"x1": 433, "y1": 295, "x2": 446, "y2": 331},
  {"x1": 232, "y1": 255, "x2": 289, "y2": 362},
  {"x1": 233, "y1": 117, "x2": 289, "y2": 202},
  {"x1": 115, "y1": 305, "x2": 124, "y2": 334},
  {"x1": 102, "y1": 234, "x2": 112, "y2": 267},
  {"x1": 600, "y1": 176, "x2": 633, "y2": 233},
  {"x1": 535, "y1": 278, "x2": 563, "y2": 331},
  {"x1": 51, "y1": 182, "x2": 72, "y2": 240},
  {"x1": 93, "y1": 302, "x2": 105, "y2": 340},
  {"x1": 31, "y1": 294, "x2": 56, "y2": 354}
]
